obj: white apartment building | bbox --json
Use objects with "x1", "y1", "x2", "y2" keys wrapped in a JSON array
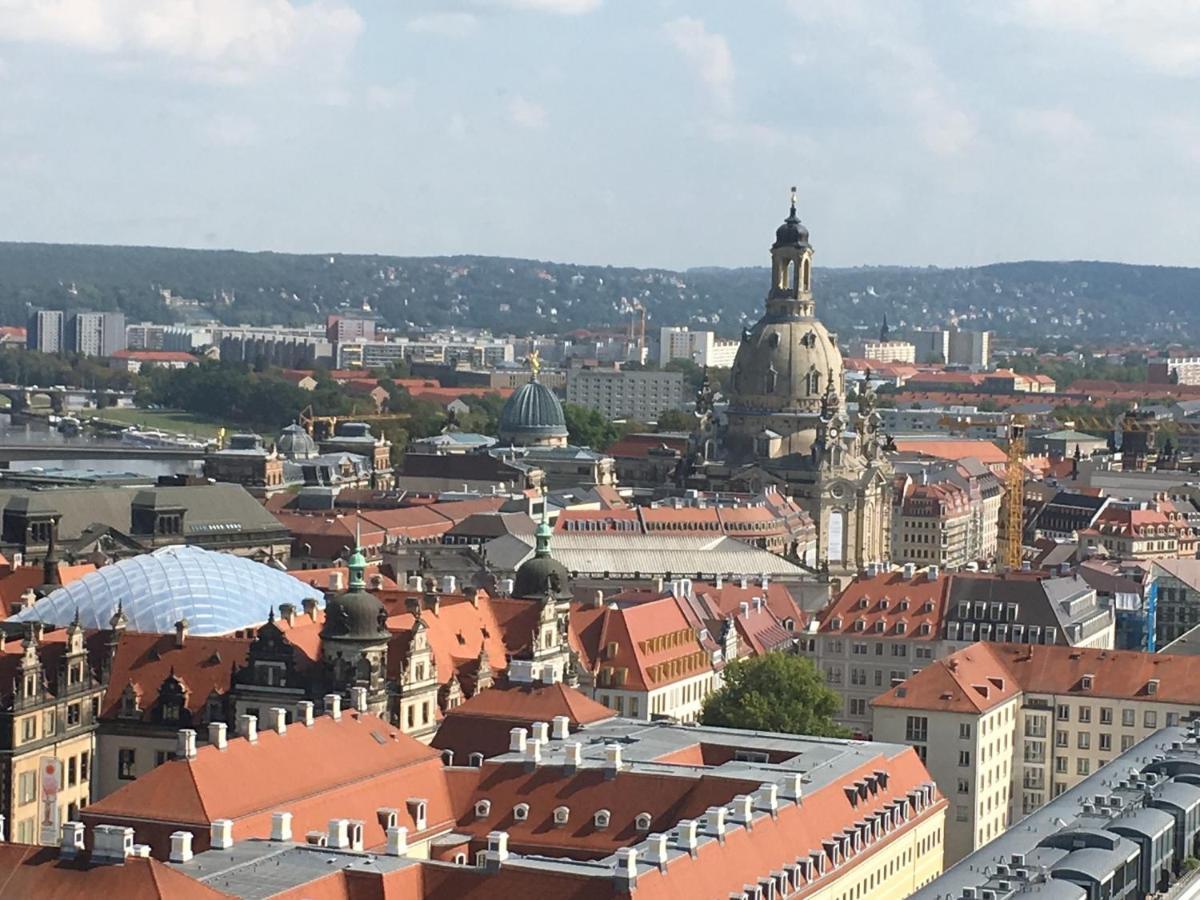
[
  {"x1": 873, "y1": 642, "x2": 1200, "y2": 864},
  {"x1": 657, "y1": 326, "x2": 738, "y2": 369},
  {"x1": 566, "y1": 366, "x2": 686, "y2": 421}
]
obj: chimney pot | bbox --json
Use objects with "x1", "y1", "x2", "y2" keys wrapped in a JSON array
[
  {"x1": 168, "y1": 831, "x2": 193, "y2": 864},
  {"x1": 238, "y1": 713, "x2": 258, "y2": 743},
  {"x1": 509, "y1": 727, "x2": 528, "y2": 753},
  {"x1": 386, "y1": 826, "x2": 408, "y2": 856},
  {"x1": 270, "y1": 812, "x2": 292, "y2": 842},
  {"x1": 551, "y1": 715, "x2": 570, "y2": 740},
  {"x1": 59, "y1": 821, "x2": 85, "y2": 859},
  {"x1": 782, "y1": 773, "x2": 803, "y2": 802},
  {"x1": 208, "y1": 721, "x2": 227, "y2": 750},
  {"x1": 92, "y1": 824, "x2": 135, "y2": 862},
  {"x1": 296, "y1": 700, "x2": 315, "y2": 727},
  {"x1": 210, "y1": 819, "x2": 234, "y2": 850},
  {"x1": 176, "y1": 728, "x2": 197, "y2": 760},
  {"x1": 325, "y1": 693, "x2": 342, "y2": 720},
  {"x1": 267, "y1": 708, "x2": 287, "y2": 735}
]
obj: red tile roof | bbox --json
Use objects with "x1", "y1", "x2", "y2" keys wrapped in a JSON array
[
  {"x1": 821, "y1": 571, "x2": 951, "y2": 640},
  {"x1": 892, "y1": 438, "x2": 1008, "y2": 466},
  {"x1": 82, "y1": 711, "x2": 451, "y2": 859},
  {"x1": 0, "y1": 843, "x2": 229, "y2": 899}
]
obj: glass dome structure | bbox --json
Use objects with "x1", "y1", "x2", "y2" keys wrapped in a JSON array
[{"x1": 9, "y1": 545, "x2": 325, "y2": 636}]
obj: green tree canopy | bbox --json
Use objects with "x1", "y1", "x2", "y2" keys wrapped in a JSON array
[
  {"x1": 563, "y1": 402, "x2": 621, "y2": 449},
  {"x1": 701, "y1": 654, "x2": 849, "y2": 738},
  {"x1": 655, "y1": 408, "x2": 694, "y2": 432}
]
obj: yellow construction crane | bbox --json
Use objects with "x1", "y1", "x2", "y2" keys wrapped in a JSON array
[{"x1": 1003, "y1": 416, "x2": 1027, "y2": 570}]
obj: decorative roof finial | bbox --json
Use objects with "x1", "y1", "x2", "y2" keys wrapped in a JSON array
[
  {"x1": 789, "y1": 185, "x2": 797, "y2": 216},
  {"x1": 528, "y1": 349, "x2": 542, "y2": 380}
]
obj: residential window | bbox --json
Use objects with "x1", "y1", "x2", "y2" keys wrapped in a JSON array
[
  {"x1": 1077, "y1": 706, "x2": 1091, "y2": 724},
  {"x1": 118, "y1": 748, "x2": 136, "y2": 780},
  {"x1": 1077, "y1": 758, "x2": 1090, "y2": 776},
  {"x1": 1077, "y1": 733, "x2": 1090, "y2": 750},
  {"x1": 958, "y1": 750, "x2": 971, "y2": 767},
  {"x1": 21, "y1": 717, "x2": 35, "y2": 742},
  {"x1": 1122, "y1": 709, "x2": 1136, "y2": 727},
  {"x1": 906, "y1": 716, "x2": 929, "y2": 743},
  {"x1": 154, "y1": 750, "x2": 169, "y2": 767},
  {"x1": 1168, "y1": 712, "x2": 1180, "y2": 727},
  {"x1": 1056, "y1": 705, "x2": 1069, "y2": 721},
  {"x1": 1100, "y1": 734, "x2": 1112, "y2": 751},
  {"x1": 67, "y1": 756, "x2": 77, "y2": 787},
  {"x1": 67, "y1": 703, "x2": 81, "y2": 727},
  {"x1": 17, "y1": 771, "x2": 36, "y2": 805},
  {"x1": 1121, "y1": 735, "x2": 1135, "y2": 751},
  {"x1": 955, "y1": 805, "x2": 969, "y2": 822},
  {"x1": 959, "y1": 723, "x2": 972, "y2": 740},
  {"x1": 1145, "y1": 711, "x2": 1158, "y2": 728},
  {"x1": 1055, "y1": 730, "x2": 1068, "y2": 748},
  {"x1": 957, "y1": 778, "x2": 971, "y2": 794},
  {"x1": 1100, "y1": 707, "x2": 1113, "y2": 725},
  {"x1": 1055, "y1": 756, "x2": 1068, "y2": 774},
  {"x1": 849, "y1": 698, "x2": 868, "y2": 717}
]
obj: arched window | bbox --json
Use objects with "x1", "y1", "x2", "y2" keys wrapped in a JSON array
[
  {"x1": 786, "y1": 260, "x2": 797, "y2": 290},
  {"x1": 802, "y1": 257, "x2": 811, "y2": 290}
]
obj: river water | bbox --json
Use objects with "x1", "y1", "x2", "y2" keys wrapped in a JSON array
[{"x1": 0, "y1": 414, "x2": 204, "y2": 479}]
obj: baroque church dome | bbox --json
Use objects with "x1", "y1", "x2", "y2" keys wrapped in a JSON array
[
  {"x1": 498, "y1": 378, "x2": 568, "y2": 447},
  {"x1": 726, "y1": 190, "x2": 845, "y2": 459}
]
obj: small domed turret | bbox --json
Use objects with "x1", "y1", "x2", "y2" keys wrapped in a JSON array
[{"x1": 321, "y1": 544, "x2": 388, "y2": 641}]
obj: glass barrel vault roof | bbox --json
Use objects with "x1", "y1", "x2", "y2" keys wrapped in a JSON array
[{"x1": 10, "y1": 545, "x2": 325, "y2": 636}]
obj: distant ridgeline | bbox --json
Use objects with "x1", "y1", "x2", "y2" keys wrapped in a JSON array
[{"x1": 0, "y1": 241, "x2": 1197, "y2": 341}]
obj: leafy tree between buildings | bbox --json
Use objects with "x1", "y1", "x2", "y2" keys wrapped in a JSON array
[{"x1": 701, "y1": 654, "x2": 849, "y2": 738}]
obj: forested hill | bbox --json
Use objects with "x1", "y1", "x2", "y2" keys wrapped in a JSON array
[{"x1": 1, "y1": 241, "x2": 1198, "y2": 344}]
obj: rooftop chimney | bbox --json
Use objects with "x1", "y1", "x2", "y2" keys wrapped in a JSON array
[
  {"x1": 509, "y1": 727, "x2": 528, "y2": 753},
  {"x1": 296, "y1": 700, "x2": 315, "y2": 727},
  {"x1": 210, "y1": 819, "x2": 234, "y2": 851},
  {"x1": 615, "y1": 847, "x2": 639, "y2": 886},
  {"x1": 168, "y1": 831, "x2": 193, "y2": 864},
  {"x1": 928, "y1": 565, "x2": 940, "y2": 581},
  {"x1": 238, "y1": 713, "x2": 257, "y2": 743},
  {"x1": 645, "y1": 833, "x2": 669, "y2": 867},
  {"x1": 369, "y1": 574, "x2": 385, "y2": 590},
  {"x1": 731, "y1": 795, "x2": 754, "y2": 826},
  {"x1": 551, "y1": 715, "x2": 570, "y2": 740},
  {"x1": 60, "y1": 821, "x2": 85, "y2": 860},
  {"x1": 525, "y1": 737, "x2": 543, "y2": 767},
  {"x1": 408, "y1": 575, "x2": 423, "y2": 591},
  {"x1": 564, "y1": 741, "x2": 583, "y2": 770},
  {"x1": 279, "y1": 603, "x2": 297, "y2": 626},
  {"x1": 591, "y1": 589, "x2": 605, "y2": 608},
  {"x1": 271, "y1": 812, "x2": 292, "y2": 842},
  {"x1": 302, "y1": 596, "x2": 319, "y2": 622},
  {"x1": 675, "y1": 819, "x2": 698, "y2": 852},
  {"x1": 440, "y1": 575, "x2": 457, "y2": 594},
  {"x1": 705, "y1": 806, "x2": 728, "y2": 839},
  {"x1": 781, "y1": 773, "x2": 803, "y2": 802},
  {"x1": 327, "y1": 819, "x2": 350, "y2": 850},
  {"x1": 174, "y1": 618, "x2": 189, "y2": 648},
  {"x1": 325, "y1": 693, "x2": 342, "y2": 720},
  {"x1": 755, "y1": 783, "x2": 779, "y2": 814},
  {"x1": 208, "y1": 721, "x2": 227, "y2": 751},
  {"x1": 92, "y1": 824, "x2": 135, "y2": 863},
  {"x1": 386, "y1": 826, "x2": 408, "y2": 856},
  {"x1": 902, "y1": 563, "x2": 915, "y2": 580},
  {"x1": 739, "y1": 601, "x2": 750, "y2": 617},
  {"x1": 486, "y1": 831, "x2": 510, "y2": 867},
  {"x1": 267, "y1": 708, "x2": 287, "y2": 735},
  {"x1": 604, "y1": 743, "x2": 623, "y2": 777},
  {"x1": 498, "y1": 577, "x2": 515, "y2": 596},
  {"x1": 176, "y1": 728, "x2": 197, "y2": 760},
  {"x1": 739, "y1": 576, "x2": 749, "y2": 589},
  {"x1": 328, "y1": 571, "x2": 345, "y2": 592},
  {"x1": 350, "y1": 686, "x2": 368, "y2": 713},
  {"x1": 530, "y1": 721, "x2": 550, "y2": 744}
]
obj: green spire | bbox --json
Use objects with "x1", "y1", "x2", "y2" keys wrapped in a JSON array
[{"x1": 348, "y1": 514, "x2": 366, "y2": 590}]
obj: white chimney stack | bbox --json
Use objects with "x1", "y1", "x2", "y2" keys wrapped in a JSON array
[
  {"x1": 210, "y1": 819, "x2": 234, "y2": 850},
  {"x1": 329, "y1": 571, "x2": 345, "y2": 592},
  {"x1": 902, "y1": 563, "x2": 915, "y2": 580},
  {"x1": 564, "y1": 741, "x2": 583, "y2": 769},
  {"x1": 615, "y1": 847, "x2": 639, "y2": 885},
  {"x1": 267, "y1": 708, "x2": 287, "y2": 735},
  {"x1": 271, "y1": 812, "x2": 292, "y2": 842},
  {"x1": 208, "y1": 721, "x2": 227, "y2": 750},
  {"x1": 169, "y1": 831, "x2": 194, "y2": 863},
  {"x1": 604, "y1": 743, "x2": 623, "y2": 775},
  {"x1": 739, "y1": 576, "x2": 748, "y2": 589},
  {"x1": 755, "y1": 783, "x2": 779, "y2": 814},
  {"x1": 509, "y1": 727, "x2": 528, "y2": 753},
  {"x1": 440, "y1": 575, "x2": 457, "y2": 594},
  {"x1": 487, "y1": 831, "x2": 510, "y2": 865},
  {"x1": 781, "y1": 773, "x2": 803, "y2": 802},
  {"x1": 327, "y1": 819, "x2": 350, "y2": 849},
  {"x1": 498, "y1": 577, "x2": 515, "y2": 596},
  {"x1": 551, "y1": 715, "x2": 570, "y2": 740},
  {"x1": 731, "y1": 795, "x2": 754, "y2": 826},
  {"x1": 408, "y1": 575, "x2": 423, "y2": 590},
  {"x1": 675, "y1": 819, "x2": 698, "y2": 851},
  {"x1": 530, "y1": 721, "x2": 550, "y2": 744},
  {"x1": 525, "y1": 737, "x2": 543, "y2": 766},
  {"x1": 386, "y1": 826, "x2": 408, "y2": 856},
  {"x1": 92, "y1": 824, "x2": 135, "y2": 862},
  {"x1": 296, "y1": 700, "x2": 314, "y2": 727},
  {"x1": 350, "y1": 686, "x2": 368, "y2": 713},
  {"x1": 176, "y1": 728, "x2": 197, "y2": 760},
  {"x1": 60, "y1": 821, "x2": 85, "y2": 859},
  {"x1": 705, "y1": 806, "x2": 727, "y2": 838},
  {"x1": 928, "y1": 565, "x2": 940, "y2": 581},
  {"x1": 645, "y1": 833, "x2": 669, "y2": 866},
  {"x1": 325, "y1": 693, "x2": 342, "y2": 720},
  {"x1": 238, "y1": 714, "x2": 258, "y2": 743}
]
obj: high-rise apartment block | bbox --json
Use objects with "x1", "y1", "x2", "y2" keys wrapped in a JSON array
[
  {"x1": 566, "y1": 365, "x2": 686, "y2": 421},
  {"x1": 658, "y1": 326, "x2": 739, "y2": 369},
  {"x1": 26, "y1": 309, "x2": 64, "y2": 353},
  {"x1": 65, "y1": 311, "x2": 126, "y2": 357}
]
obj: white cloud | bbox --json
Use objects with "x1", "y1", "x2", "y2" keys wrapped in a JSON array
[
  {"x1": 477, "y1": 0, "x2": 600, "y2": 14},
  {"x1": 1011, "y1": 108, "x2": 1095, "y2": 146},
  {"x1": 0, "y1": 0, "x2": 363, "y2": 83},
  {"x1": 508, "y1": 94, "x2": 547, "y2": 129},
  {"x1": 662, "y1": 16, "x2": 734, "y2": 106},
  {"x1": 1015, "y1": 0, "x2": 1200, "y2": 76},
  {"x1": 200, "y1": 112, "x2": 260, "y2": 148},
  {"x1": 365, "y1": 81, "x2": 416, "y2": 111},
  {"x1": 406, "y1": 12, "x2": 479, "y2": 38}
]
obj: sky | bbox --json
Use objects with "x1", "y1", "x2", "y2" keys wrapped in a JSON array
[{"x1": 0, "y1": 0, "x2": 1198, "y2": 270}]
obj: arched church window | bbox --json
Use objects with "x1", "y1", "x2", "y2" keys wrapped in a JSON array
[
  {"x1": 786, "y1": 260, "x2": 797, "y2": 290},
  {"x1": 802, "y1": 258, "x2": 811, "y2": 290}
]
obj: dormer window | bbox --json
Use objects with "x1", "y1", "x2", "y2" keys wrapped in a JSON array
[
  {"x1": 407, "y1": 798, "x2": 428, "y2": 831},
  {"x1": 554, "y1": 806, "x2": 570, "y2": 826},
  {"x1": 635, "y1": 812, "x2": 652, "y2": 831},
  {"x1": 594, "y1": 809, "x2": 611, "y2": 829},
  {"x1": 475, "y1": 800, "x2": 491, "y2": 819},
  {"x1": 513, "y1": 803, "x2": 530, "y2": 822},
  {"x1": 1081, "y1": 674, "x2": 1094, "y2": 691}
]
